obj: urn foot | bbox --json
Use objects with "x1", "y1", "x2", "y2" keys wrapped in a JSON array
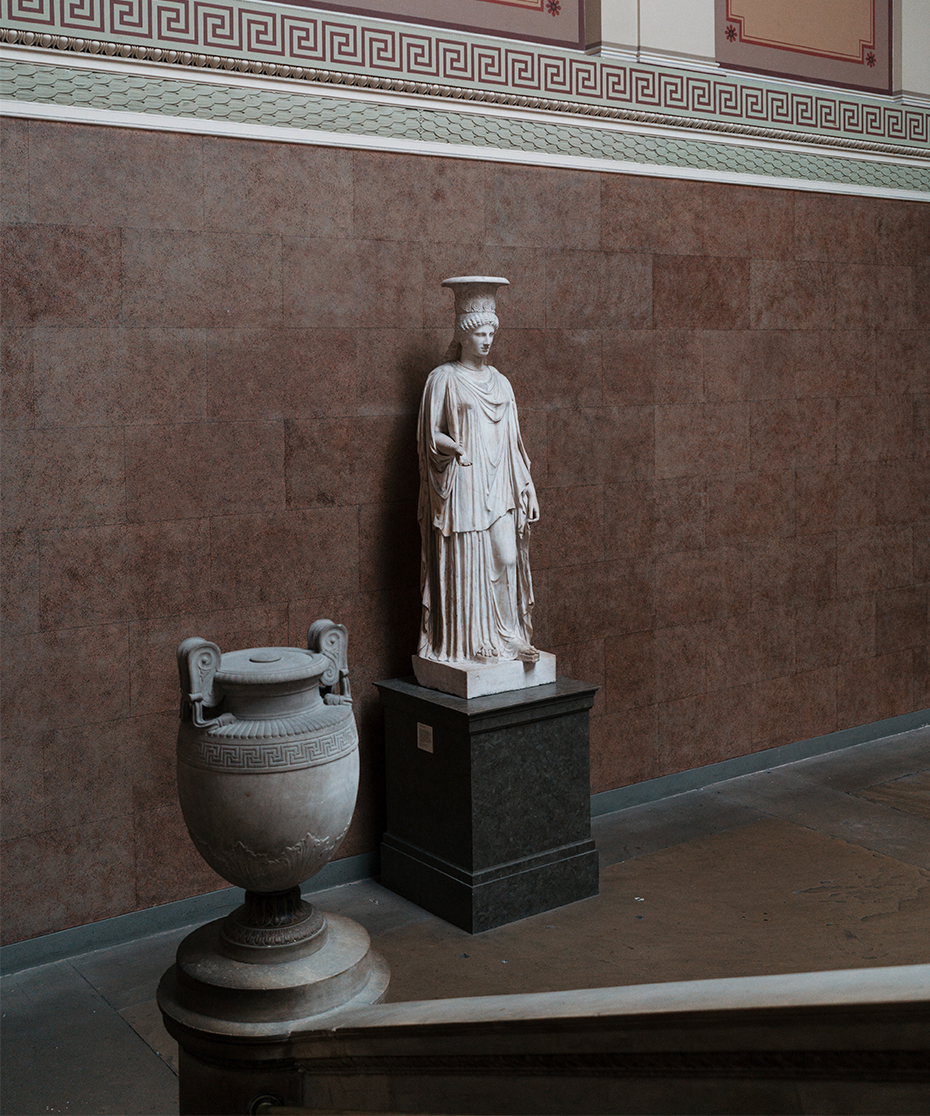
[
  {"x1": 219, "y1": 887, "x2": 326, "y2": 963},
  {"x1": 158, "y1": 911, "x2": 389, "y2": 1041}
]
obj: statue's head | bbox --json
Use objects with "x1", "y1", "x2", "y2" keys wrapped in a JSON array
[{"x1": 442, "y1": 276, "x2": 508, "y2": 362}]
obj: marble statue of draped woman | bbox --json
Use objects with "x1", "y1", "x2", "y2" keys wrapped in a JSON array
[{"x1": 416, "y1": 278, "x2": 539, "y2": 665}]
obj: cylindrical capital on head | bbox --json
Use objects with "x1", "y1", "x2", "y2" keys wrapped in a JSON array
[{"x1": 442, "y1": 275, "x2": 509, "y2": 334}]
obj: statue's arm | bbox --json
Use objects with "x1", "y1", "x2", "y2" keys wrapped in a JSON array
[{"x1": 423, "y1": 368, "x2": 471, "y2": 467}]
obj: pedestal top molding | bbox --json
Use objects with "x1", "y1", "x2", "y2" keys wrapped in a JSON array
[{"x1": 3, "y1": 0, "x2": 929, "y2": 198}]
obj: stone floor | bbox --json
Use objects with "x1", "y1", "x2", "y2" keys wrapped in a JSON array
[{"x1": 2, "y1": 726, "x2": 928, "y2": 1116}]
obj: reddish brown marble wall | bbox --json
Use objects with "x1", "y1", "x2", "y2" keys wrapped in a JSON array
[{"x1": 2, "y1": 117, "x2": 928, "y2": 945}]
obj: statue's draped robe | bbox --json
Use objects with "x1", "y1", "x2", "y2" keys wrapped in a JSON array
[{"x1": 417, "y1": 362, "x2": 535, "y2": 663}]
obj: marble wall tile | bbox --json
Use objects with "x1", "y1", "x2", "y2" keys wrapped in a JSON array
[
  {"x1": 1, "y1": 224, "x2": 121, "y2": 326},
  {"x1": 548, "y1": 638, "x2": 605, "y2": 716},
  {"x1": 0, "y1": 730, "x2": 49, "y2": 840},
  {"x1": 872, "y1": 198, "x2": 930, "y2": 266},
  {"x1": 657, "y1": 686, "x2": 753, "y2": 772},
  {"x1": 795, "y1": 464, "x2": 876, "y2": 533},
  {"x1": 1, "y1": 529, "x2": 39, "y2": 636},
  {"x1": 128, "y1": 605, "x2": 289, "y2": 717},
  {"x1": 122, "y1": 230, "x2": 282, "y2": 328},
  {"x1": 40, "y1": 520, "x2": 212, "y2": 630},
  {"x1": 0, "y1": 816, "x2": 135, "y2": 945},
  {"x1": 603, "y1": 478, "x2": 706, "y2": 558},
  {"x1": 875, "y1": 586, "x2": 929, "y2": 654},
  {"x1": 209, "y1": 506, "x2": 359, "y2": 608},
  {"x1": 601, "y1": 175, "x2": 703, "y2": 255},
  {"x1": 750, "y1": 260, "x2": 835, "y2": 330},
  {"x1": 875, "y1": 459, "x2": 929, "y2": 526},
  {"x1": 357, "y1": 501, "x2": 421, "y2": 594},
  {"x1": 34, "y1": 328, "x2": 205, "y2": 428},
  {"x1": 706, "y1": 470, "x2": 795, "y2": 543},
  {"x1": 654, "y1": 622, "x2": 708, "y2": 703},
  {"x1": 835, "y1": 265, "x2": 917, "y2": 330},
  {"x1": 835, "y1": 651, "x2": 914, "y2": 730},
  {"x1": 134, "y1": 802, "x2": 225, "y2": 909},
  {"x1": 498, "y1": 328, "x2": 603, "y2": 409},
  {"x1": 126, "y1": 711, "x2": 183, "y2": 815},
  {"x1": 836, "y1": 525, "x2": 913, "y2": 595},
  {"x1": 1, "y1": 327, "x2": 35, "y2": 430},
  {"x1": 283, "y1": 237, "x2": 423, "y2": 328},
  {"x1": 750, "y1": 667, "x2": 836, "y2": 747},
  {"x1": 29, "y1": 123, "x2": 204, "y2": 231},
  {"x1": 750, "y1": 398, "x2": 837, "y2": 471},
  {"x1": 590, "y1": 705, "x2": 658, "y2": 793},
  {"x1": 205, "y1": 138, "x2": 351, "y2": 238},
  {"x1": 750, "y1": 535, "x2": 835, "y2": 611},
  {"x1": 43, "y1": 720, "x2": 133, "y2": 830},
  {"x1": 705, "y1": 608, "x2": 795, "y2": 691},
  {"x1": 837, "y1": 395, "x2": 914, "y2": 463},
  {"x1": 126, "y1": 422, "x2": 285, "y2": 522},
  {"x1": 702, "y1": 330, "x2": 796, "y2": 402},
  {"x1": 700, "y1": 182, "x2": 794, "y2": 259},
  {"x1": 209, "y1": 323, "x2": 357, "y2": 420},
  {"x1": 914, "y1": 521, "x2": 930, "y2": 583},
  {"x1": 532, "y1": 484, "x2": 603, "y2": 570},
  {"x1": 655, "y1": 547, "x2": 750, "y2": 627},
  {"x1": 546, "y1": 250, "x2": 652, "y2": 329},
  {"x1": 1, "y1": 117, "x2": 30, "y2": 224},
  {"x1": 356, "y1": 328, "x2": 446, "y2": 416},
  {"x1": 655, "y1": 402, "x2": 750, "y2": 479},
  {"x1": 793, "y1": 330, "x2": 876, "y2": 397},
  {"x1": 913, "y1": 646, "x2": 930, "y2": 710},
  {"x1": 548, "y1": 557, "x2": 654, "y2": 644},
  {"x1": 653, "y1": 256, "x2": 750, "y2": 330},
  {"x1": 869, "y1": 330, "x2": 928, "y2": 395},
  {"x1": 353, "y1": 151, "x2": 486, "y2": 245},
  {"x1": 916, "y1": 266, "x2": 930, "y2": 328},
  {"x1": 794, "y1": 193, "x2": 881, "y2": 263},
  {"x1": 487, "y1": 163, "x2": 600, "y2": 250},
  {"x1": 286, "y1": 413, "x2": 417, "y2": 510},
  {"x1": 795, "y1": 595, "x2": 875, "y2": 671},
  {"x1": 604, "y1": 630, "x2": 654, "y2": 711},
  {"x1": 548, "y1": 406, "x2": 653, "y2": 486},
  {"x1": 1, "y1": 428, "x2": 125, "y2": 532}
]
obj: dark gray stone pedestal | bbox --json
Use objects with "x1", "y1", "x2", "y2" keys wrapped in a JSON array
[{"x1": 376, "y1": 677, "x2": 599, "y2": 933}]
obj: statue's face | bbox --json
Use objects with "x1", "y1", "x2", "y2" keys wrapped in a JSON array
[{"x1": 461, "y1": 324, "x2": 496, "y2": 360}]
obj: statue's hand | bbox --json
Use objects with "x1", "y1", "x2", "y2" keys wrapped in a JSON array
[
  {"x1": 528, "y1": 491, "x2": 540, "y2": 522},
  {"x1": 456, "y1": 445, "x2": 472, "y2": 467}
]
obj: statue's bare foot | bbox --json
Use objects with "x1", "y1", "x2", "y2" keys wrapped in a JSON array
[{"x1": 515, "y1": 643, "x2": 540, "y2": 664}]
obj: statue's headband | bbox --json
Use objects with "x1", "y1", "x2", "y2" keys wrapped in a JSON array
[{"x1": 455, "y1": 311, "x2": 499, "y2": 336}]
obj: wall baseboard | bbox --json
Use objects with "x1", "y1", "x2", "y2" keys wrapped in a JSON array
[
  {"x1": 3, "y1": 708, "x2": 927, "y2": 976},
  {"x1": 590, "y1": 708, "x2": 930, "y2": 817}
]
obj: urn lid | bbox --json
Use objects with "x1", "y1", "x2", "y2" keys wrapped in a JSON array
[{"x1": 215, "y1": 647, "x2": 328, "y2": 686}]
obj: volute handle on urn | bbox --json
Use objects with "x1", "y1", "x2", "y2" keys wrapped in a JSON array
[
  {"x1": 308, "y1": 620, "x2": 352, "y2": 706},
  {"x1": 177, "y1": 637, "x2": 233, "y2": 729}
]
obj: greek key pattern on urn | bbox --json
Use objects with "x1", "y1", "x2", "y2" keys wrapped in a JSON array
[{"x1": 180, "y1": 721, "x2": 357, "y2": 772}]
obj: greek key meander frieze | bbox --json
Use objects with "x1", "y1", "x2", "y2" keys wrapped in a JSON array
[
  {"x1": 2, "y1": 0, "x2": 928, "y2": 151},
  {"x1": 179, "y1": 721, "x2": 357, "y2": 771}
]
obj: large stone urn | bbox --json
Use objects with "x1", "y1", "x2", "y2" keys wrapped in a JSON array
[{"x1": 158, "y1": 620, "x2": 388, "y2": 1110}]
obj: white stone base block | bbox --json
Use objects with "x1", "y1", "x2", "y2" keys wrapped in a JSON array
[{"x1": 412, "y1": 651, "x2": 557, "y2": 699}]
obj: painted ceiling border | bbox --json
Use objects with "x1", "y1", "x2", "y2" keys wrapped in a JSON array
[{"x1": 1, "y1": 0, "x2": 928, "y2": 152}]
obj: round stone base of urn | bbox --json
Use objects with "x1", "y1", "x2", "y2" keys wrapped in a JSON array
[{"x1": 157, "y1": 911, "x2": 389, "y2": 1040}]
